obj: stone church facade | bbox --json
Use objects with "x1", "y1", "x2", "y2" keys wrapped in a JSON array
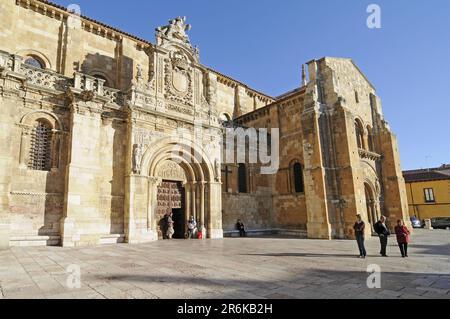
[{"x1": 0, "y1": 0, "x2": 410, "y2": 248}]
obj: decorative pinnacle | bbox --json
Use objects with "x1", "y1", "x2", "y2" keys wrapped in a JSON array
[{"x1": 302, "y1": 64, "x2": 307, "y2": 87}]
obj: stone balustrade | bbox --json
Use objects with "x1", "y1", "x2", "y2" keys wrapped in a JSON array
[
  {"x1": 21, "y1": 63, "x2": 72, "y2": 92},
  {"x1": 0, "y1": 51, "x2": 124, "y2": 106}
]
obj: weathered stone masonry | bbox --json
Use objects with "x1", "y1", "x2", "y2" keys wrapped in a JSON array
[{"x1": 0, "y1": 0, "x2": 410, "y2": 248}]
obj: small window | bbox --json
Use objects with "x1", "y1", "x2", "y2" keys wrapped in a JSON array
[
  {"x1": 355, "y1": 91, "x2": 359, "y2": 103},
  {"x1": 238, "y1": 164, "x2": 248, "y2": 193},
  {"x1": 367, "y1": 126, "x2": 375, "y2": 152},
  {"x1": 293, "y1": 162, "x2": 304, "y2": 193},
  {"x1": 28, "y1": 121, "x2": 52, "y2": 171},
  {"x1": 424, "y1": 188, "x2": 435, "y2": 203},
  {"x1": 24, "y1": 56, "x2": 45, "y2": 69},
  {"x1": 355, "y1": 120, "x2": 364, "y2": 149}
]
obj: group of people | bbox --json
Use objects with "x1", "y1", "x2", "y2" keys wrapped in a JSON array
[
  {"x1": 354, "y1": 214, "x2": 411, "y2": 259},
  {"x1": 160, "y1": 213, "x2": 202, "y2": 240}
]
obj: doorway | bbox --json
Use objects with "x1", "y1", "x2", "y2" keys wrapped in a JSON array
[
  {"x1": 172, "y1": 208, "x2": 185, "y2": 239},
  {"x1": 156, "y1": 180, "x2": 185, "y2": 239},
  {"x1": 364, "y1": 183, "x2": 378, "y2": 233}
]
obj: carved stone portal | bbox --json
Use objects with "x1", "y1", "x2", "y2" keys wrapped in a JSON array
[{"x1": 156, "y1": 160, "x2": 187, "y2": 182}]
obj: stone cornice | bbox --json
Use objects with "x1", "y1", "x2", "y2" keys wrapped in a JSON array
[
  {"x1": 359, "y1": 148, "x2": 382, "y2": 161},
  {"x1": 16, "y1": 0, "x2": 152, "y2": 46}
]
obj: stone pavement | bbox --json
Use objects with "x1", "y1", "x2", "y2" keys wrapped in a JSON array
[{"x1": 0, "y1": 229, "x2": 449, "y2": 299}]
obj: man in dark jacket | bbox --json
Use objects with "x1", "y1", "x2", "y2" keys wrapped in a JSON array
[
  {"x1": 236, "y1": 219, "x2": 246, "y2": 237},
  {"x1": 374, "y1": 216, "x2": 390, "y2": 257}
]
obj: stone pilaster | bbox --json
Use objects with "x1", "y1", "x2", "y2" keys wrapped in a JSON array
[
  {"x1": 301, "y1": 60, "x2": 332, "y2": 240},
  {"x1": 61, "y1": 103, "x2": 106, "y2": 247},
  {"x1": 207, "y1": 181, "x2": 223, "y2": 239},
  {"x1": 379, "y1": 129, "x2": 412, "y2": 231}
]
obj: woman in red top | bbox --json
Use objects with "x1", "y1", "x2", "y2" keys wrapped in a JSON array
[{"x1": 394, "y1": 220, "x2": 411, "y2": 258}]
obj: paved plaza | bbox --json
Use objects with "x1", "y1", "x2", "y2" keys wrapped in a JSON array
[{"x1": 0, "y1": 229, "x2": 449, "y2": 299}]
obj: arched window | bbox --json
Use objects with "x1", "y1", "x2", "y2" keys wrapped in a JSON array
[
  {"x1": 292, "y1": 162, "x2": 304, "y2": 193},
  {"x1": 24, "y1": 55, "x2": 45, "y2": 69},
  {"x1": 28, "y1": 120, "x2": 52, "y2": 171},
  {"x1": 238, "y1": 164, "x2": 248, "y2": 193},
  {"x1": 355, "y1": 120, "x2": 364, "y2": 149}
]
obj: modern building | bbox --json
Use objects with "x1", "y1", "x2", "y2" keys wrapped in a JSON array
[{"x1": 404, "y1": 165, "x2": 450, "y2": 220}]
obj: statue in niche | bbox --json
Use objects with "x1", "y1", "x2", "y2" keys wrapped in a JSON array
[
  {"x1": 214, "y1": 158, "x2": 221, "y2": 182},
  {"x1": 133, "y1": 144, "x2": 143, "y2": 174},
  {"x1": 136, "y1": 64, "x2": 143, "y2": 81}
]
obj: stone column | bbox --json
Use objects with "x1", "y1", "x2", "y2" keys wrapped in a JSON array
[
  {"x1": 184, "y1": 182, "x2": 191, "y2": 224},
  {"x1": 199, "y1": 181, "x2": 206, "y2": 238},
  {"x1": 191, "y1": 182, "x2": 197, "y2": 221},
  {"x1": 147, "y1": 177, "x2": 160, "y2": 232},
  {"x1": 207, "y1": 181, "x2": 224, "y2": 239}
]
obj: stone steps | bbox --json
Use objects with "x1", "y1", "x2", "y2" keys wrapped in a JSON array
[
  {"x1": 99, "y1": 234, "x2": 125, "y2": 245},
  {"x1": 10, "y1": 235, "x2": 61, "y2": 247},
  {"x1": 9, "y1": 233, "x2": 126, "y2": 247},
  {"x1": 224, "y1": 229, "x2": 307, "y2": 238}
]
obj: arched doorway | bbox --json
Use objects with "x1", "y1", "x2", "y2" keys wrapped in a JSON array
[
  {"x1": 155, "y1": 160, "x2": 188, "y2": 239},
  {"x1": 364, "y1": 183, "x2": 378, "y2": 230},
  {"x1": 136, "y1": 136, "x2": 223, "y2": 241}
]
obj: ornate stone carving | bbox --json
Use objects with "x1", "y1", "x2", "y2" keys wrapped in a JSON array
[
  {"x1": 205, "y1": 72, "x2": 217, "y2": 106},
  {"x1": 358, "y1": 148, "x2": 381, "y2": 161},
  {"x1": 156, "y1": 160, "x2": 186, "y2": 181},
  {"x1": 214, "y1": 158, "x2": 221, "y2": 182},
  {"x1": 79, "y1": 90, "x2": 95, "y2": 102},
  {"x1": 133, "y1": 128, "x2": 168, "y2": 149},
  {"x1": 166, "y1": 103, "x2": 194, "y2": 116},
  {"x1": 132, "y1": 143, "x2": 143, "y2": 174},
  {"x1": 20, "y1": 64, "x2": 71, "y2": 92},
  {"x1": 164, "y1": 52, "x2": 193, "y2": 107},
  {"x1": 155, "y1": 17, "x2": 199, "y2": 58},
  {"x1": 304, "y1": 142, "x2": 313, "y2": 155}
]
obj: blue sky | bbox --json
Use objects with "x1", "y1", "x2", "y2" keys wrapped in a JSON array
[{"x1": 54, "y1": 0, "x2": 450, "y2": 170}]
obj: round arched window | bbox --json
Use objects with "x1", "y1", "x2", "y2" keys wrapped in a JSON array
[{"x1": 24, "y1": 56, "x2": 45, "y2": 69}]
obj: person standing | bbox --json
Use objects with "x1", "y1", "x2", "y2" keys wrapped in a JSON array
[
  {"x1": 187, "y1": 216, "x2": 197, "y2": 239},
  {"x1": 395, "y1": 219, "x2": 411, "y2": 258},
  {"x1": 160, "y1": 215, "x2": 168, "y2": 239},
  {"x1": 374, "y1": 216, "x2": 390, "y2": 257},
  {"x1": 236, "y1": 219, "x2": 246, "y2": 237},
  {"x1": 353, "y1": 214, "x2": 367, "y2": 258},
  {"x1": 166, "y1": 212, "x2": 175, "y2": 240}
]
